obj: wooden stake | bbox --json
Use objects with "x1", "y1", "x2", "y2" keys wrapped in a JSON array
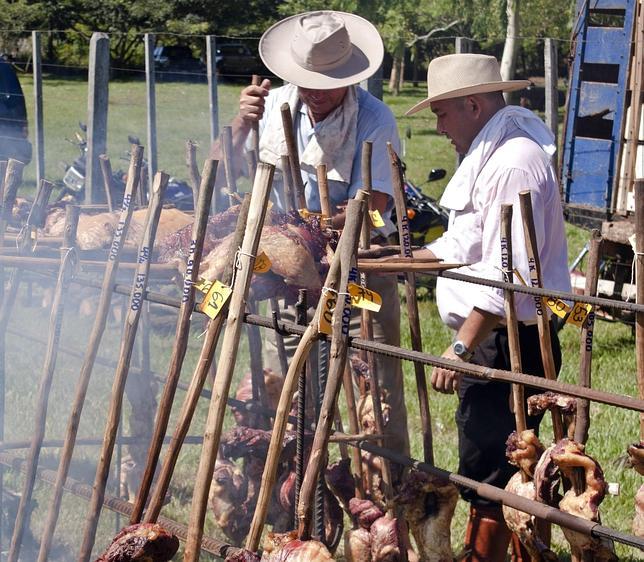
[
  {"x1": 341, "y1": 362, "x2": 365, "y2": 498},
  {"x1": 636, "y1": 180, "x2": 644, "y2": 440},
  {"x1": 144, "y1": 194, "x2": 251, "y2": 523},
  {"x1": 186, "y1": 139, "x2": 201, "y2": 206},
  {"x1": 182, "y1": 163, "x2": 274, "y2": 562},
  {"x1": 245, "y1": 192, "x2": 368, "y2": 552},
  {"x1": 388, "y1": 143, "x2": 434, "y2": 464},
  {"x1": 574, "y1": 230, "x2": 602, "y2": 445},
  {"x1": 518, "y1": 190, "x2": 565, "y2": 441},
  {"x1": 297, "y1": 197, "x2": 365, "y2": 540},
  {"x1": 280, "y1": 103, "x2": 306, "y2": 209},
  {"x1": 77, "y1": 171, "x2": 169, "y2": 562},
  {"x1": 37, "y1": 146, "x2": 144, "y2": 562},
  {"x1": 7, "y1": 205, "x2": 80, "y2": 562},
  {"x1": 317, "y1": 164, "x2": 331, "y2": 219},
  {"x1": 98, "y1": 154, "x2": 115, "y2": 212},
  {"x1": 221, "y1": 125, "x2": 237, "y2": 206},
  {"x1": 359, "y1": 140, "x2": 393, "y2": 502},
  {"x1": 129, "y1": 159, "x2": 217, "y2": 523},
  {"x1": 281, "y1": 154, "x2": 296, "y2": 212},
  {"x1": 500, "y1": 204, "x2": 527, "y2": 434}
]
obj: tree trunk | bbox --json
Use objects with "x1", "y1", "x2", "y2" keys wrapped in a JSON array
[
  {"x1": 389, "y1": 57, "x2": 401, "y2": 95},
  {"x1": 500, "y1": 0, "x2": 520, "y2": 82},
  {"x1": 399, "y1": 52, "x2": 406, "y2": 92}
]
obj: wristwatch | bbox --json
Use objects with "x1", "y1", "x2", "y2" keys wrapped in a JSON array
[{"x1": 452, "y1": 340, "x2": 473, "y2": 362}]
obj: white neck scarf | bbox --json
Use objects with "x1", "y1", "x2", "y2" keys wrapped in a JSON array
[
  {"x1": 440, "y1": 105, "x2": 556, "y2": 210},
  {"x1": 258, "y1": 83, "x2": 358, "y2": 183}
]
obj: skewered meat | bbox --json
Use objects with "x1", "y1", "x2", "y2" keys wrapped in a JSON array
[
  {"x1": 350, "y1": 498, "x2": 385, "y2": 530},
  {"x1": 158, "y1": 203, "x2": 244, "y2": 262},
  {"x1": 635, "y1": 484, "x2": 644, "y2": 538},
  {"x1": 503, "y1": 430, "x2": 556, "y2": 561},
  {"x1": 533, "y1": 443, "x2": 561, "y2": 507},
  {"x1": 627, "y1": 441, "x2": 644, "y2": 476},
  {"x1": 261, "y1": 531, "x2": 334, "y2": 561},
  {"x1": 397, "y1": 470, "x2": 458, "y2": 562},
  {"x1": 505, "y1": 430, "x2": 545, "y2": 478},
  {"x1": 527, "y1": 392, "x2": 576, "y2": 415},
  {"x1": 226, "y1": 550, "x2": 261, "y2": 562},
  {"x1": 527, "y1": 392, "x2": 577, "y2": 437},
  {"x1": 502, "y1": 473, "x2": 558, "y2": 561},
  {"x1": 209, "y1": 459, "x2": 249, "y2": 544},
  {"x1": 44, "y1": 206, "x2": 193, "y2": 250},
  {"x1": 370, "y1": 514, "x2": 400, "y2": 562},
  {"x1": 536, "y1": 439, "x2": 616, "y2": 561},
  {"x1": 173, "y1": 209, "x2": 332, "y2": 303},
  {"x1": 344, "y1": 527, "x2": 371, "y2": 562},
  {"x1": 94, "y1": 523, "x2": 179, "y2": 561},
  {"x1": 326, "y1": 458, "x2": 356, "y2": 515},
  {"x1": 233, "y1": 369, "x2": 284, "y2": 427}
]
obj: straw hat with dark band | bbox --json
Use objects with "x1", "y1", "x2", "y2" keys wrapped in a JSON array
[
  {"x1": 405, "y1": 53, "x2": 531, "y2": 115},
  {"x1": 259, "y1": 11, "x2": 384, "y2": 90}
]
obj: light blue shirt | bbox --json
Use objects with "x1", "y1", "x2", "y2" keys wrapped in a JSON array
[{"x1": 257, "y1": 85, "x2": 401, "y2": 219}]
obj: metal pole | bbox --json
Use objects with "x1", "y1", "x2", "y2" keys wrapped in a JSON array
[
  {"x1": 32, "y1": 31, "x2": 45, "y2": 188},
  {"x1": 144, "y1": 33, "x2": 158, "y2": 200}
]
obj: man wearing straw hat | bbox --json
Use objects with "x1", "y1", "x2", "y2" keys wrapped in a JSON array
[
  {"x1": 212, "y1": 11, "x2": 409, "y2": 461},
  {"x1": 411, "y1": 54, "x2": 571, "y2": 561}
]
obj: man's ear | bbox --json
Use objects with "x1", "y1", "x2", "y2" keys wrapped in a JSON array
[{"x1": 465, "y1": 95, "x2": 482, "y2": 119}]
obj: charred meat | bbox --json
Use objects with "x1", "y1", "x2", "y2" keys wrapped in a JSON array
[{"x1": 94, "y1": 523, "x2": 179, "y2": 562}]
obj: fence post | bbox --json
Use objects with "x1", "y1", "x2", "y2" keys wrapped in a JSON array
[
  {"x1": 32, "y1": 31, "x2": 45, "y2": 188},
  {"x1": 86, "y1": 32, "x2": 110, "y2": 204},
  {"x1": 360, "y1": 64, "x2": 383, "y2": 100},
  {"x1": 206, "y1": 35, "x2": 219, "y2": 147},
  {"x1": 145, "y1": 33, "x2": 158, "y2": 201},
  {"x1": 544, "y1": 38, "x2": 559, "y2": 154},
  {"x1": 455, "y1": 36, "x2": 473, "y2": 54}
]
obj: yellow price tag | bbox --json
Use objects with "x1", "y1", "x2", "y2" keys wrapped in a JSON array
[
  {"x1": 567, "y1": 302, "x2": 593, "y2": 327},
  {"x1": 545, "y1": 297, "x2": 571, "y2": 319},
  {"x1": 348, "y1": 282, "x2": 382, "y2": 312},
  {"x1": 299, "y1": 209, "x2": 323, "y2": 221},
  {"x1": 253, "y1": 251, "x2": 272, "y2": 274},
  {"x1": 318, "y1": 289, "x2": 337, "y2": 335},
  {"x1": 197, "y1": 279, "x2": 232, "y2": 320},
  {"x1": 369, "y1": 209, "x2": 385, "y2": 228}
]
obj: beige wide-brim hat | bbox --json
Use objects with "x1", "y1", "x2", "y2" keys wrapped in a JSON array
[
  {"x1": 259, "y1": 10, "x2": 384, "y2": 90},
  {"x1": 405, "y1": 53, "x2": 531, "y2": 115}
]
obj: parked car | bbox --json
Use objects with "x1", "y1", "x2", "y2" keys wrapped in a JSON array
[
  {"x1": 153, "y1": 45, "x2": 205, "y2": 80},
  {"x1": 215, "y1": 43, "x2": 262, "y2": 79},
  {"x1": 0, "y1": 55, "x2": 31, "y2": 164}
]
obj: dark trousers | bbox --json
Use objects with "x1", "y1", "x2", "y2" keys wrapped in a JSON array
[{"x1": 456, "y1": 320, "x2": 562, "y2": 507}]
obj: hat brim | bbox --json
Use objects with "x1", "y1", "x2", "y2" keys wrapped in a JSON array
[
  {"x1": 405, "y1": 80, "x2": 532, "y2": 116},
  {"x1": 260, "y1": 11, "x2": 384, "y2": 90}
]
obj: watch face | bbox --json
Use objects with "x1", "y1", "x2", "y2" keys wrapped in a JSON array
[{"x1": 453, "y1": 341, "x2": 466, "y2": 355}]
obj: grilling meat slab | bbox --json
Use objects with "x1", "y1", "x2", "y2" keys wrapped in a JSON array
[{"x1": 94, "y1": 523, "x2": 179, "y2": 562}]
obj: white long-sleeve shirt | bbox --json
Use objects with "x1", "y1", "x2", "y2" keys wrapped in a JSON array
[{"x1": 428, "y1": 127, "x2": 571, "y2": 331}]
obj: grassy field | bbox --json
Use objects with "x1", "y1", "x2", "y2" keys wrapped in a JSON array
[{"x1": 2, "y1": 72, "x2": 641, "y2": 560}]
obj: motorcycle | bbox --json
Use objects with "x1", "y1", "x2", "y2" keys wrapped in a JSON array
[
  {"x1": 60, "y1": 124, "x2": 194, "y2": 210},
  {"x1": 395, "y1": 162, "x2": 450, "y2": 247}
]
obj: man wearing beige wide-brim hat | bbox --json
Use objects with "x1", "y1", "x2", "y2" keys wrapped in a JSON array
[
  {"x1": 210, "y1": 10, "x2": 409, "y2": 470},
  {"x1": 412, "y1": 53, "x2": 571, "y2": 562}
]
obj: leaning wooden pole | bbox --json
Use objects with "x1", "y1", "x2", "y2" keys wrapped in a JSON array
[
  {"x1": 182, "y1": 163, "x2": 274, "y2": 562},
  {"x1": 637, "y1": 180, "x2": 644, "y2": 440},
  {"x1": 574, "y1": 230, "x2": 602, "y2": 445},
  {"x1": 6, "y1": 205, "x2": 80, "y2": 562},
  {"x1": 186, "y1": 140, "x2": 201, "y2": 207},
  {"x1": 245, "y1": 192, "x2": 368, "y2": 552},
  {"x1": 297, "y1": 196, "x2": 365, "y2": 540},
  {"x1": 144, "y1": 194, "x2": 251, "y2": 524},
  {"x1": 280, "y1": 103, "x2": 306, "y2": 209},
  {"x1": 77, "y1": 172, "x2": 169, "y2": 562},
  {"x1": 500, "y1": 204, "x2": 527, "y2": 434},
  {"x1": 388, "y1": 143, "x2": 434, "y2": 464},
  {"x1": 358, "y1": 142, "x2": 393, "y2": 502},
  {"x1": 518, "y1": 190, "x2": 565, "y2": 441},
  {"x1": 37, "y1": 147, "x2": 144, "y2": 562},
  {"x1": 130, "y1": 159, "x2": 217, "y2": 524}
]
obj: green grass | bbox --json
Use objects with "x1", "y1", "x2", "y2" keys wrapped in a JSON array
[{"x1": 3, "y1": 74, "x2": 642, "y2": 560}]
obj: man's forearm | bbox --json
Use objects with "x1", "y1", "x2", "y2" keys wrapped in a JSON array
[{"x1": 455, "y1": 307, "x2": 502, "y2": 350}]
